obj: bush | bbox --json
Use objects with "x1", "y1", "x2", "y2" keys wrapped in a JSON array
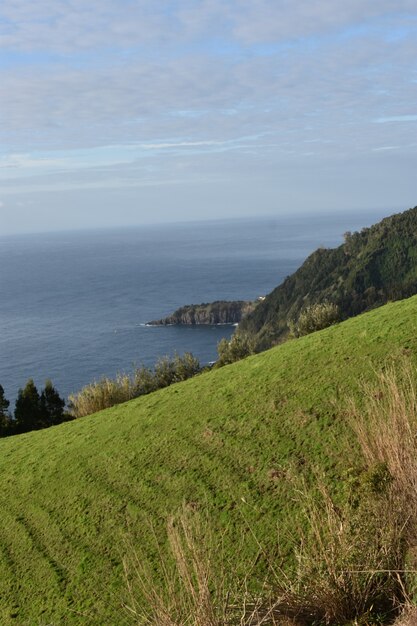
[
  {"x1": 69, "y1": 353, "x2": 201, "y2": 418},
  {"x1": 289, "y1": 302, "x2": 340, "y2": 337},
  {"x1": 133, "y1": 366, "x2": 157, "y2": 397},
  {"x1": 171, "y1": 352, "x2": 201, "y2": 382},
  {"x1": 216, "y1": 333, "x2": 256, "y2": 366}
]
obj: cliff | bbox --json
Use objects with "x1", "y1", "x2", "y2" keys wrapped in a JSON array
[
  {"x1": 148, "y1": 300, "x2": 256, "y2": 326},
  {"x1": 238, "y1": 205, "x2": 417, "y2": 349}
]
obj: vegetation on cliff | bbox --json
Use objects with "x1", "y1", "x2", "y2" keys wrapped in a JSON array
[{"x1": 238, "y1": 205, "x2": 417, "y2": 349}]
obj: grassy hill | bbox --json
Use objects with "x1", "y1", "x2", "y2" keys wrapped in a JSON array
[
  {"x1": 1, "y1": 296, "x2": 417, "y2": 624},
  {"x1": 239, "y1": 205, "x2": 417, "y2": 348}
]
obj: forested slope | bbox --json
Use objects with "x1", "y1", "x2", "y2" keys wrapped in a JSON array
[{"x1": 239, "y1": 205, "x2": 417, "y2": 348}]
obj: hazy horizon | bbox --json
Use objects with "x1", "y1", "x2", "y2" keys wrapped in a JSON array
[{"x1": 0, "y1": 205, "x2": 396, "y2": 238}]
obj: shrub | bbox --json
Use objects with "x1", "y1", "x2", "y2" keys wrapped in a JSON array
[
  {"x1": 69, "y1": 353, "x2": 201, "y2": 418},
  {"x1": 133, "y1": 366, "x2": 157, "y2": 397},
  {"x1": 289, "y1": 302, "x2": 340, "y2": 337},
  {"x1": 68, "y1": 373, "x2": 134, "y2": 417},
  {"x1": 216, "y1": 333, "x2": 256, "y2": 366},
  {"x1": 171, "y1": 352, "x2": 201, "y2": 382}
]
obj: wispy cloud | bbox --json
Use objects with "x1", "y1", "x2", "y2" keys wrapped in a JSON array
[
  {"x1": 142, "y1": 140, "x2": 226, "y2": 150},
  {"x1": 374, "y1": 115, "x2": 417, "y2": 123},
  {"x1": 372, "y1": 145, "x2": 400, "y2": 151},
  {"x1": 0, "y1": 136, "x2": 266, "y2": 182}
]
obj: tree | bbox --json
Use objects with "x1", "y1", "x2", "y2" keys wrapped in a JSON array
[
  {"x1": 14, "y1": 379, "x2": 43, "y2": 433},
  {"x1": 40, "y1": 380, "x2": 66, "y2": 426},
  {"x1": 0, "y1": 385, "x2": 11, "y2": 435}
]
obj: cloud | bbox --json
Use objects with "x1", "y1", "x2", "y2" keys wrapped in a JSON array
[
  {"x1": 372, "y1": 145, "x2": 400, "y2": 151},
  {"x1": 1, "y1": 1, "x2": 416, "y2": 53},
  {"x1": 0, "y1": 137, "x2": 265, "y2": 184},
  {"x1": 142, "y1": 140, "x2": 226, "y2": 150},
  {"x1": 375, "y1": 115, "x2": 417, "y2": 123}
]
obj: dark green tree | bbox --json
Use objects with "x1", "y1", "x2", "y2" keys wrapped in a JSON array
[
  {"x1": 40, "y1": 380, "x2": 66, "y2": 426},
  {"x1": 0, "y1": 385, "x2": 11, "y2": 435},
  {"x1": 14, "y1": 379, "x2": 43, "y2": 433}
]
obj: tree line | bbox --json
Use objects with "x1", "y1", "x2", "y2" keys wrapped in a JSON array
[{"x1": 0, "y1": 379, "x2": 69, "y2": 437}]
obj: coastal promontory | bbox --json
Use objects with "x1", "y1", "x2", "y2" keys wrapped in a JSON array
[{"x1": 148, "y1": 300, "x2": 257, "y2": 326}]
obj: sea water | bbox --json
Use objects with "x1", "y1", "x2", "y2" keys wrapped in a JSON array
[{"x1": 0, "y1": 210, "x2": 388, "y2": 403}]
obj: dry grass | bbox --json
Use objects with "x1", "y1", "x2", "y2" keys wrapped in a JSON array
[
  {"x1": 68, "y1": 353, "x2": 201, "y2": 417},
  {"x1": 351, "y1": 362, "x2": 417, "y2": 621},
  {"x1": 122, "y1": 507, "x2": 295, "y2": 626},
  {"x1": 122, "y1": 482, "x2": 406, "y2": 625},
  {"x1": 68, "y1": 373, "x2": 137, "y2": 417},
  {"x1": 269, "y1": 476, "x2": 406, "y2": 625},
  {"x1": 352, "y1": 363, "x2": 417, "y2": 536},
  {"x1": 393, "y1": 606, "x2": 417, "y2": 625},
  {"x1": 122, "y1": 507, "x2": 230, "y2": 626},
  {"x1": 270, "y1": 363, "x2": 417, "y2": 624}
]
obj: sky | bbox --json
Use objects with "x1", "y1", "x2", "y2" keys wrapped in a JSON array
[{"x1": 0, "y1": 1, "x2": 417, "y2": 234}]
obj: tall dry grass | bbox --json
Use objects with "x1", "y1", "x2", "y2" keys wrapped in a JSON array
[
  {"x1": 123, "y1": 508, "x2": 232, "y2": 626},
  {"x1": 272, "y1": 363, "x2": 417, "y2": 623},
  {"x1": 352, "y1": 364, "x2": 417, "y2": 531},
  {"x1": 68, "y1": 353, "x2": 200, "y2": 417},
  {"x1": 352, "y1": 362, "x2": 417, "y2": 619},
  {"x1": 271, "y1": 477, "x2": 406, "y2": 624},
  {"x1": 122, "y1": 507, "x2": 287, "y2": 626},
  {"x1": 68, "y1": 373, "x2": 137, "y2": 417}
]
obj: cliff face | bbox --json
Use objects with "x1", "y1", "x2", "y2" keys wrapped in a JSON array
[{"x1": 148, "y1": 300, "x2": 256, "y2": 326}]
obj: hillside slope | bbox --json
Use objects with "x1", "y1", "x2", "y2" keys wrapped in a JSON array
[
  {"x1": 239, "y1": 205, "x2": 417, "y2": 348},
  {"x1": 1, "y1": 296, "x2": 417, "y2": 624}
]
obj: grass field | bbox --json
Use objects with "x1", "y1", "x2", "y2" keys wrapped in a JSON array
[{"x1": 1, "y1": 296, "x2": 417, "y2": 625}]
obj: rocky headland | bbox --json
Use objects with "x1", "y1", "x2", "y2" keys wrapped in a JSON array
[{"x1": 148, "y1": 300, "x2": 257, "y2": 326}]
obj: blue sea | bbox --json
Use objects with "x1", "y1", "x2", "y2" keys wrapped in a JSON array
[{"x1": 0, "y1": 209, "x2": 388, "y2": 404}]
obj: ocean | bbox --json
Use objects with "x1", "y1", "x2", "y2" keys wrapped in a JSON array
[{"x1": 0, "y1": 209, "x2": 388, "y2": 404}]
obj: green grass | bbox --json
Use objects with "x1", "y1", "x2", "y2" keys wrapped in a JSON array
[{"x1": 1, "y1": 296, "x2": 417, "y2": 624}]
